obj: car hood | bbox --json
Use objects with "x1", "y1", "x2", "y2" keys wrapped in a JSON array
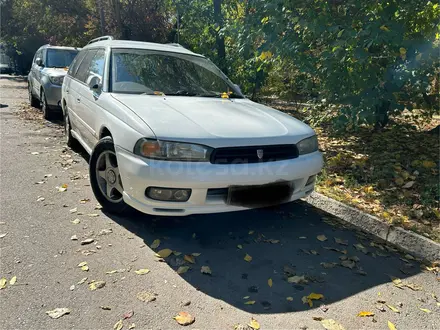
[
  {"x1": 42, "y1": 67, "x2": 68, "y2": 77},
  {"x1": 111, "y1": 94, "x2": 315, "y2": 146}
]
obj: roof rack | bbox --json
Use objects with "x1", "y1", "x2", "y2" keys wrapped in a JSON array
[
  {"x1": 87, "y1": 36, "x2": 114, "y2": 45},
  {"x1": 167, "y1": 43, "x2": 184, "y2": 48}
]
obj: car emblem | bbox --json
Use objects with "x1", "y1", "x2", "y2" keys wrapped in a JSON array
[{"x1": 257, "y1": 149, "x2": 264, "y2": 160}]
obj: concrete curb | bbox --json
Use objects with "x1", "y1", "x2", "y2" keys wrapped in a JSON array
[{"x1": 304, "y1": 192, "x2": 440, "y2": 262}]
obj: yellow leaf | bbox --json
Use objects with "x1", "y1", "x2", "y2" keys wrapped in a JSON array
[
  {"x1": 156, "y1": 248, "x2": 173, "y2": 258},
  {"x1": 244, "y1": 254, "x2": 252, "y2": 262},
  {"x1": 420, "y1": 308, "x2": 431, "y2": 313},
  {"x1": 243, "y1": 296, "x2": 250, "y2": 299},
  {"x1": 286, "y1": 296, "x2": 294, "y2": 301},
  {"x1": 9, "y1": 276, "x2": 16, "y2": 285},
  {"x1": 380, "y1": 25, "x2": 390, "y2": 32},
  {"x1": 244, "y1": 300, "x2": 256, "y2": 305},
  {"x1": 114, "y1": 319, "x2": 123, "y2": 330},
  {"x1": 89, "y1": 280, "x2": 106, "y2": 291},
  {"x1": 268, "y1": 278, "x2": 273, "y2": 287},
  {"x1": 302, "y1": 293, "x2": 324, "y2": 307},
  {"x1": 201, "y1": 266, "x2": 212, "y2": 275},
  {"x1": 388, "y1": 321, "x2": 396, "y2": 330},
  {"x1": 320, "y1": 319, "x2": 346, "y2": 330},
  {"x1": 77, "y1": 261, "x2": 87, "y2": 267},
  {"x1": 77, "y1": 277, "x2": 87, "y2": 284},
  {"x1": 128, "y1": 323, "x2": 136, "y2": 329},
  {"x1": 150, "y1": 239, "x2": 161, "y2": 249},
  {"x1": 248, "y1": 230, "x2": 254, "y2": 235},
  {"x1": 317, "y1": 234, "x2": 328, "y2": 242},
  {"x1": 81, "y1": 265, "x2": 89, "y2": 271},
  {"x1": 173, "y1": 251, "x2": 182, "y2": 256},
  {"x1": 184, "y1": 255, "x2": 196, "y2": 264},
  {"x1": 422, "y1": 160, "x2": 436, "y2": 168},
  {"x1": 0, "y1": 278, "x2": 7, "y2": 289},
  {"x1": 237, "y1": 244, "x2": 243, "y2": 249},
  {"x1": 357, "y1": 311, "x2": 375, "y2": 317},
  {"x1": 387, "y1": 304, "x2": 400, "y2": 313},
  {"x1": 248, "y1": 318, "x2": 260, "y2": 330},
  {"x1": 191, "y1": 253, "x2": 201, "y2": 257},
  {"x1": 173, "y1": 311, "x2": 195, "y2": 326},
  {"x1": 221, "y1": 92, "x2": 229, "y2": 99},
  {"x1": 135, "y1": 268, "x2": 150, "y2": 275},
  {"x1": 177, "y1": 266, "x2": 190, "y2": 274}
]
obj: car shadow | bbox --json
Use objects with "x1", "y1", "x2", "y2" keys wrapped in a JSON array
[{"x1": 103, "y1": 201, "x2": 422, "y2": 313}]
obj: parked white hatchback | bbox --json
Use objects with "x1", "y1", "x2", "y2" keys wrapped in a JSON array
[{"x1": 62, "y1": 36, "x2": 323, "y2": 216}]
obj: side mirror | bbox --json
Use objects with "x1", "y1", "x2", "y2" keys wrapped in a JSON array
[
  {"x1": 234, "y1": 83, "x2": 242, "y2": 95},
  {"x1": 35, "y1": 58, "x2": 43, "y2": 67},
  {"x1": 88, "y1": 76, "x2": 101, "y2": 92}
]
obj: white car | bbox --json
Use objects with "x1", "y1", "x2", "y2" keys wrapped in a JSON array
[{"x1": 62, "y1": 36, "x2": 323, "y2": 216}]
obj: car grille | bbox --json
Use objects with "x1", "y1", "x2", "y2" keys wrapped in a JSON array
[{"x1": 210, "y1": 144, "x2": 299, "y2": 164}]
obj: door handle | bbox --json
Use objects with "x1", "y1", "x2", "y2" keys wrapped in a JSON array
[
  {"x1": 76, "y1": 98, "x2": 81, "y2": 103},
  {"x1": 66, "y1": 89, "x2": 69, "y2": 94}
]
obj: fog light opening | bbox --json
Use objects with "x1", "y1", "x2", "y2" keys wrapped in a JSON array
[
  {"x1": 146, "y1": 187, "x2": 191, "y2": 202},
  {"x1": 306, "y1": 175, "x2": 316, "y2": 186}
]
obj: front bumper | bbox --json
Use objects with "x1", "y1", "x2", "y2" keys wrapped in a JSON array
[
  {"x1": 42, "y1": 83, "x2": 62, "y2": 108},
  {"x1": 116, "y1": 146, "x2": 323, "y2": 216}
]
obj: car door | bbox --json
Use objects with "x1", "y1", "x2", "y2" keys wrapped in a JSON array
[
  {"x1": 64, "y1": 49, "x2": 87, "y2": 117},
  {"x1": 78, "y1": 48, "x2": 106, "y2": 148},
  {"x1": 31, "y1": 49, "x2": 43, "y2": 96}
]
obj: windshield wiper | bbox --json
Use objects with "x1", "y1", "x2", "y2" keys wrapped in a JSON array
[
  {"x1": 198, "y1": 92, "x2": 243, "y2": 99},
  {"x1": 166, "y1": 90, "x2": 198, "y2": 96}
]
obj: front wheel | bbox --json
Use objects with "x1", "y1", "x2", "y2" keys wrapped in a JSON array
[
  {"x1": 41, "y1": 90, "x2": 53, "y2": 120},
  {"x1": 89, "y1": 137, "x2": 129, "y2": 214},
  {"x1": 28, "y1": 83, "x2": 39, "y2": 108},
  {"x1": 64, "y1": 108, "x2": 80, "y2": 150}
]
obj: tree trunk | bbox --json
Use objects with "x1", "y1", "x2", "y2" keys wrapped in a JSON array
[
  {"x1": 110, "y1": 0, "x2": 123, "y2": 38},
  {"x1": 97, "y1": 0, "x2": 106, "y2": 35},
  {"x1": 374, "y1": 100, "x2": 390, "y2": 130},
  {"x1": 213, "y1": 0, "x2": 226, "y2": 73}
]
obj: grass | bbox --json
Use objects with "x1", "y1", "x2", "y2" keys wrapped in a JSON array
[{"x1": 269, "y1": 101, "x2": 440, "y2": 242}]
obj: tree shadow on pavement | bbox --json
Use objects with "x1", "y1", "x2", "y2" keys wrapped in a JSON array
[{"x1": 105, "y1": 201, "x2": 422, "y2": 314}]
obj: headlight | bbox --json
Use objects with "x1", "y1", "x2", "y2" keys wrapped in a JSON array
[
  {"x1": 297, "y1": 135, "x2": 319, "y2": 155},
  {"x1": 134, "y1": 138, "x2": 213, "y2": 161},
  {"x1": 49, "y1": 75, "x2": 64, "y2": 85}
]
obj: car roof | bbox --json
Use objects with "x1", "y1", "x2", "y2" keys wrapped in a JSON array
[
  {"x1": 41, "y1": 45, "x2": 81, "y2": 51},
  {"x1": 84, "y1": 40, "x2": 204, "y2": 57}
]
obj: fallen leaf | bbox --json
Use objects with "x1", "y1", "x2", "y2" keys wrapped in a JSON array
[
  {"x1": 156, "y1": 248, "x2": 173, "y2": 258},
  {"x1": 244, "y1": 254, "x2": 252, "y2": 262},
  {"x1": 357, "y1": 311, "x2": 375, "y2": 317},
  {"x1": 265, "y1": 239, "x2": 280, "y2": 244},
  {"x1": 248, "y1": 318, "x2": 260, "y2": 330},
  {"x1": 123, "y1": 310, "x2": 134, "y2": 319},
  {"x1": 320, "y1": 304, "x2": 329, "y2": 312},
  {"x1": 134, "y1": 268, "x2": 150, "y2": 275},
  {"x1": 136, "y1": 291, "x2": 158, "y2": 302},
  {"x1": 299, "y1": 236, "x2": 307, "y2": 239},
  {"x1": 311, "y1": 250, "x2": 319, "y2": 255},
  {"x1": 8, "y1": 276, "x2": 17, "y2": 285},
  {"x1": 402, "y1": 181, "x2": 415, "y2": 189},
  {"x1": 302, "y1": 293, "x2": 324, "y2": 307},
  {"x1": 87, "y1": 213, "x2": 99, "y2": 217},
  {"x1": 99, "y1": 228, "x2": 112, "y2": 235},
  {"x1": 386, "y1": 304, "x2": 400, "y2": 313},
  {"x1": 340, "y1": 260, "x2": 356, "y2": 269},
  {"x1": 191, "y1": 253, "x2": 201, "y2": 257},
  {"x1": 404, "y1": 282, "x2": 422, "y2": 291},
  {"x1": 114, "y1": 319, "x2": 123, "y2": 330},
  {"x1": 287, "y1": 275, "x2": 308, "y2": 284},
  {"x1": 77, "y1": 277, "x2": 87, "y2": 284},
  {"x1": 420, "y1": 308, "x2": 431, "y2": 313},
  {"x1": 46, "y1": 308, "x2": 70, "y2": 319},
  {"x1": 77, "y1": 261, "x2": 87, "y2": 267},
  {"x1": 173, "y1": 311, "x2": 195, "y2": 326},
  {"x1": 31, "y1": 152, "x2": 39, "y2": 155},
  {"x1": 173, "y1": 251, "x2": 182, "y2": 256},
  {"x1": 237, "y1": 244, "x2": 243, "y2": 249},
  {"x1": 71, "y1": 235, "x2": 78, "y2": 241},
  {"x1": 71, "y1": 219, "x2": 80, "y2": 224},
  {"x1": 81, "y1": 238, "x2": 94, "y2": 245},
  {"x1": 268, "y1": 278, "x2": 273, "y2": 287},
  {"x1": 69, "y1": 285, "x2": 75, "y2": 291},
  {"x1": 128, "y1": 324, "x2": 136, "y2": 329},
  {"x1": 317, "y1": 235, "x2": 328, "y2": 242},
  {"x1": 37, "y1": 197, "x2": 45, "y2": 202},
  {"x1": 177, "y1": 266, "x2": 190, "y2": 274},
  {"x1": 334, "y1": 237, "x2": 348, "y2": 246},
  {"x1": 321, "y1": 262, "x2": 337, "y2": 269},
  {"x1": 387, "y1": 321, "x2": 396, "y2": 330},
  {"x1": 89, "y1": 280, "x2": 106, "y2": 291},
  {"x1": 248, "y1": 230, "x2": 254, "y2": 235},
  {"x1": 81, "y1": 265, "x2": 89, "y2": 271},
  {"x1": 286, "y1": 296, "x2": 294, "y2": 301},
  {"x1": 0, "y1": 278, "x2": 7, "y2": 289},
  {"x1": 184, "y1": 255, "x2": 196, "y2": 264},
  {"x1": 0, "y1": 233, "x2": 7, "y2": 239},
  {"x1": 244, "y1": 300, "x2": 256, "y2": 305},
  {"x1": 201, "y1": 266, "x2": 212, "y2": 275},
  {"x1": 243, "y1": 296, "x2": 250, "y2": 299},
  {"x1": 150, "y1": 239, "x2": 161, "y2": 249},
  {"x1": 69, "y1": 207, "x2": 77, "y2": 213},
  {"x1": 100, "y1": 306, "x2": 112, "y2": 310},
  {"x1": 321, "y1": 319, "x2": 346, "y2": 330},
  {"x1": 353, "y1": 243, "x2": 368, "y2": 254}
]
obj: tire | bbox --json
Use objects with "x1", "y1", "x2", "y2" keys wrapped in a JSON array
[
  {"x1": 89, "y1": 137, "x2": 129, "y2": 214},
  {"x1": 64, "y1": 108, "x2": 80, "y2": 150},
  {"x1": 28, "y1": 83, "x2": 39, "y2": 108},
  {"x1": 41, "y1": 90, "x2": 53, "y2": 120}
]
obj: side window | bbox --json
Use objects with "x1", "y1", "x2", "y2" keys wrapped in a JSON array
[
  {"x1": 76, "y1": 50, "x2": 97, "y2": 83},
  {"x1": 85, "y1": 49, "x2": 105, "y2": 86},
  {"x1": 68, "y1": 50, "x2": 86, "y2": 77},
  {"x1": 34, "y1": 49, "x2": 42, "y2": 64}
]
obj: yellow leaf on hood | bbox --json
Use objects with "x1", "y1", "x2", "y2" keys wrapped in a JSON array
[
  {"x1": 173, "y1": 311, "x2": 195, "y2": 326},
  {"x1": 177, "y1": 266, "x2": 190, "y2": 274},
  {"x1": 244, "y1": 300, "x2": 256, "y2": 305},
  {"x1": 420, "y1": 308, "x2": 431, "y2": 313},
  {"x1": 156, "y1": 248, "x2": 173, "y2": 258},
  {"x1": 357, "y1": 311, "x2": 375, "y2": 317},
  {"x1": 9, "y1": 276, "x2": 17, "y2": 285},
  {"x1": 0, "y1": 278, "x2": 7, "y2": 289},
  {"x1": 387, "y1": 321, "x2": 396, "y2": 330},
  {"x1": 135, "y1": 268, "x2": 150, "y2": 275},
  {"x1": 201, "y1": 266, "x2": 212, "y2": 275},
  {"x1": 114, "y1": 319, "x2": 123, "y2": 330},
  {"x1": 184, "y1": 255, "x2": 196, "y2": 264},
  {"x1": 150, "y1": 239, "x2": 161, "y2": 249},
  {"x1": 317, "y1": 235, "x2": 328, "y2": 242},
  {"x1": 268, "y1": 278, "x2": 273, "y2": 287},
  {"x1": 386, "y1": 304, "x2": 400, "y2": 313},
  {"x1": 248, "y1": 318, "x2": 260, "y2": 329},
  {"x1": 244, "y1": 254, "x2": 252, "y2": 262},
  {"x1": 320, "y1": 319, "x2": 346, "y2": 330}
]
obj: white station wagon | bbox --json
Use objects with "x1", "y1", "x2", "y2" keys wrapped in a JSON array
[{"x1": 62, "y1": 36, "x2": 323, "y2": 216}]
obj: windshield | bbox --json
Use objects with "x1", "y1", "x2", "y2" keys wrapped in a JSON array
[
  {"x1": 111, "y1": 49, "x2": 243, "y2": 98},
  {"x1": 46, "y1": 49, "x2": 79, "y2": 68}
]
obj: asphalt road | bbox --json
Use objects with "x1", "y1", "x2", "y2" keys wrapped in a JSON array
[{"x1": 0, "y1": 74, "x2": 439, "y2": 329}]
